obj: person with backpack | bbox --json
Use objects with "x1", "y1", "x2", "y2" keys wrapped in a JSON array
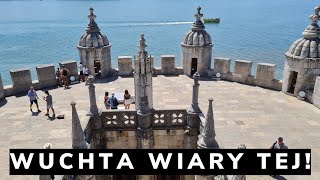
[
  {"x1": 60, "y1": 65, "x2": 69, "y2": 89},
  {"x1": 109, "y1": 92, "x2": 119, "y2": 109},
  {"x1": 55, "y1": 68, "x2": 62, "y2": 87},
  {"x1": 104, "y1": 92, "x2": 110, "y2": 110}
]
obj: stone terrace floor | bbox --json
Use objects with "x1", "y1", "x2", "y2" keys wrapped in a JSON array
[{"x1": 0, "y1": 75, "x2": 319, "y2": 180}]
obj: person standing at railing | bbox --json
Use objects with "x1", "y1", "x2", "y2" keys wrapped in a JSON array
[
  {"x1": 104, "y1": 91, "x2": 111, "y2": 110},
  {"x1": 124, "y1": 90, "x2": 131, "y2": 109}
]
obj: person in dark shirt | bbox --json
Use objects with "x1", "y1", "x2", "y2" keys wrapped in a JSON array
[{"x1": 43, "y1": 90, "x2": 55, "y2": 116}]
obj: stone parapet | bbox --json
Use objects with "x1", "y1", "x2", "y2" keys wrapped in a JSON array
[
  {"x1": 118, "y1": 56, "x2": 133, "y2": 76},
  {"x1": 36, "y1": 64, "x2": 57, "y2": 89},
  {"x1": 59, "y1": 60, "x2": 79, "y2": 81},
  {"x1": 161, "y1": 55, "x2": 176, "y2": 75},
  {"x1": 10, "y1": 68, "x2": 32, "y2": 95},
  {"x1": 213, "y1": 57, "x2": 231, "y2": 74},
  {"x1": 234, "y1": 59, "x2": 253, "y2": 77}
]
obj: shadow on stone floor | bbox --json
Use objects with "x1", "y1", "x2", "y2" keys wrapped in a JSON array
[
  {"x1": 47, "y1": 115, "x2": 56, "y2": 121},
  {"x1": 95, "y1": 76, "x2": 119, "y2": 83},
  {"x1": 0, "y1": 99, "x2": 7, "y2": 107},
  {"x1": 31, "y1": 111, "x2": 41, "y2": 116},
  {"x1": 270, "y1": 175, "x2": 287, "y2": 180}
]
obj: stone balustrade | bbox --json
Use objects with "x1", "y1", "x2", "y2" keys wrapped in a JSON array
[{"x1": 100, "y1": 109, "x2": 187, "y2": 131}]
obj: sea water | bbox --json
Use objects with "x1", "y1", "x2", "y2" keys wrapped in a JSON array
[{"x1": 0, "y1": 0, "x2": 316, "y2": 85}]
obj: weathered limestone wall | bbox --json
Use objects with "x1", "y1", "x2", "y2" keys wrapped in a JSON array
[
  {"x1": 105, "y1": 131, "x2": 137, "y2": 149},
  {"x1": 181, "y1": 45, "x2": 212, "y2": 76},
  {"x1": 96, "y1": 129, "x2": 185, "y2": 149},
  {"x1": 118, "y1": 56, "x2": 133, "y2": 76},
  {"x1": 312, "y1": 76, "x2": 320, "y2": 108},
  {"x1": 59, "y1": 60, "x2": 79, "y2": 81},
  {"x1": 282, "y1": 56, "x2": 320, "y2": 96},
  {"x1": 153, "y1": 130, "x2": 185, "y2": 149},
  {"x1": 36, "y1": 64, "x2": 57, "y2": 89},
  {"x1": 213, "y1": 58, "x2": 282, "y2": 91},
  {"x1": 10, "y1": 68, "x2": 32, "y2": 95},
  {"x1": 161, "y1": 55, "x2": 176, "y2": 75}
]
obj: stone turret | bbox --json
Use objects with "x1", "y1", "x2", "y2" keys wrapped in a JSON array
[
  {"x1": 134, "y1": 34, "x2": 153, "y2": 110},
  {"x1": 197, "y1": 98, "x2": 219, "y2": 149},
  {"x1": 77, "y1": 7, "x2": 112, "y2": 78},
  {"x1": 181, "y1": 6, "x2": 213, "y2": 76},
  {"x1": 282, "y1": 5, "x2": 320, "y2": 96}
]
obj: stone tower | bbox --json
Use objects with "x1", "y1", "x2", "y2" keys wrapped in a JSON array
[
  {"x1": 134, "y1": 34, "x2": 153, "y2": 110},
  {"x1": 77, "y1": 7, "x2": 112, "y2": 78},
  {"x1": 181, "y1": 6, "x2": 213, "y2": 76},
  {"x1": 282, "y1": 5, "x2": 320, "y2": 96}
]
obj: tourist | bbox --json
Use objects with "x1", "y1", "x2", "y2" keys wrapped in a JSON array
[
  {"x1": 83, "y1": 65, "x2": 89, "y2": 81},
  {"x1": 55, "y1": 68, "x2": 62, "y2": 87},
  {"x1": 123, "y1": 90, "x2": 131, "y2": 109},
  {"x1": 271, "y1": 137, "x2": 288, "y2": 178},
  {"x1": 104, "y1": 92, "x2": 110, "y2": 110},
  {"x1": 110, "y1": 92, "x2": 119, "y2": 109},
  {"x1": 43, "y1": 90, "x2": 55, "y2": 117},
  {"x1": 60, "y1": 65, "x2": 69, "y2": 89},
  {"x1": 272, "y1": 137, "x2": 288, "y2": 149},
  {"x1": 78, "y1": 62, "x2": 84, "y2": 82},
  {"x1": 27, "y1": 86, "x2": 41, "y2": 113}
]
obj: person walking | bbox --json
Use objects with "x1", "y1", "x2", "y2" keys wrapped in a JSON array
[
  {"x1": 104, "y1": 92, "x2": 111, "y2": 110},
  {"x1": 60, "y1": 65, "x2": 69, "y2": 89},
  {"x1": 109, "y1": 92, "x2": 119, "y2": 109},
  {"x1": 78, "y1": 62, "x2": 84, "y2": 82},
  {"x1": 55, "y1": 68, "x2": 62, "y2": 87},
  {"x1": 43, "y1": 90, "x2": 55, "y2": 116},
  {"x1": 123, "y1": 90, "x2": 131, "y2": 109},
  {"x1": 27, "y1": 86, "x2": 41, "y2": 113}
]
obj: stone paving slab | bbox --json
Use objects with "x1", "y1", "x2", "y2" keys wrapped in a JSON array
[{"x1": 0, "y1": 75, "x2": 319, "y2": 179}]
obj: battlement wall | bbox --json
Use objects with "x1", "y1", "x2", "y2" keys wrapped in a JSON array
[
  {"x1": 0, "y1": 55, "x2": 294, "y2": 99},
  {"x1": 212, "y1": 57, "x2": 283, "y2": 91},
  {"x1": 0, "y1": 60, "x2": 78, "y2": 97}
]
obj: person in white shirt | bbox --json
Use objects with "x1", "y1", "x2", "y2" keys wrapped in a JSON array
[
  {"x1": 78, "y1": 62, "x2": 84, "y2": 82},
  {"x1": 83, "y1": 65, "x2": 89, "y2": 81}
]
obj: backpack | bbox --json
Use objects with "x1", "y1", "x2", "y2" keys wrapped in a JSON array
[{"x1": 113, "y1": 97, "x2": 119, "y2": 107}]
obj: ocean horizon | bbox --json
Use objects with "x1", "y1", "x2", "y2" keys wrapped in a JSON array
[{"x1": 0, "y1": 0, "x2": 317, "y2": 85}]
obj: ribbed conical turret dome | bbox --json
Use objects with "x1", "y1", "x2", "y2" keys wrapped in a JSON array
[
  {"x1": 78, "y1": 7, "x2": 109, "y2": 48},
  {"x1": 182, "y1": 6, "x2": 212, "y2": 46},
  {"x1": 287, "y1": 5, "x2": 320, "y2": 58}
]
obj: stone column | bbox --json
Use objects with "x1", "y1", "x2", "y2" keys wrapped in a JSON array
[
  {"x1": 87, "y1": 75, "x2": 99, "y2": 116},
  {"x1": 188, "y1": 72, "x2": 201, "y2": 113},
  {"x1": 136, "y1": 96, "x2": 154, "y2": 149},
  {"x1": 0, "y1": 73, "x2": 4, "y2": 99}
]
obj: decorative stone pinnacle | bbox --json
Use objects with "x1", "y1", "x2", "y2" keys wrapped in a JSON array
[
  {"x1": 70, "y1": 101, "x2": 76, "y2": 106},
  {"x1": 193, "y1": 72, "x2": 200, "y2": 80},
  {"x1": 88, "y1": 75, "x2": 94, "y2": 85},
  {"x1": 302, "y1": 5, "x2": 320, "y2": 39},
  {"x1": 195, "y1": 6, "x2": 203, "y2": 21},
  {"x1": 139, "y1": 33, "x2": 147, "y2": 50},
  {"x1": 88, "y1": 7, "x2": 96, "y2": 21}
]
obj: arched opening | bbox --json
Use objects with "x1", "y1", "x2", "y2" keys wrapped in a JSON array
[{"x1": 191, "y1": 58, "x2": 198, "y2": 75}]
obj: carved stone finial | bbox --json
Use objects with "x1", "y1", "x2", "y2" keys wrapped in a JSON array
[
  {"x1": 195, "y1": 6, "x2": 203, "y2": 21},
  {"x1": 88, "y1": 7, "x2": 96, "y2": 21},
  {"x1": 139, "y1": 33, "x2": 147, "y2": 50},
  {"x1": 87, "y1": 75, "x2": 94, "y2": 86},
  {"x1": 193, "y1": 72, "x2": 200, "y2": 80},
  {"x1": 302, "y1": 5, "x2": 320, "y2": 39}
]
